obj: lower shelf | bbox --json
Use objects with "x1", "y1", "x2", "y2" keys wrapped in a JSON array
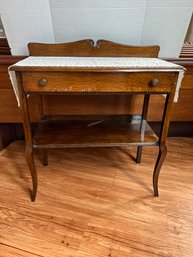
[{"x1": 33, "y1": 115, "x2": 159, "y2": 148}]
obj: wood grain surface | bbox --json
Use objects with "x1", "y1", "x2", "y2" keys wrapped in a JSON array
[
  {"x1": 28, "y1": 39, "x2": 160, "y2": 58},
  {"x1": 22, "y1": 71, "x2": 175, "y2": 93},
  {"x1": 0, "y1": 138, "x2": 193, "y2": 256},
  {"x1": 33, "y1": 116, "x2": 158, "y2": 148}
]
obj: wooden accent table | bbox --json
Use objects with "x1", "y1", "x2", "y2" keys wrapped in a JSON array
[{"x1": 10, "y1": 55, "x2": 184, "y2": 202}]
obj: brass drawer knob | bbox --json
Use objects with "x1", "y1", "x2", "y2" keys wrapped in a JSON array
[
  {"x1": 39, "y1": 78, "x2": 47, "y2": 87},
  {"x1": 149, "y1": 78, "x2": 159, "y2": 88}
]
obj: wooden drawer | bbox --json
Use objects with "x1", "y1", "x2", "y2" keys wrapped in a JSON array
[{"x1": 22, "y1": 71, "x2": 177, "y2": 93}]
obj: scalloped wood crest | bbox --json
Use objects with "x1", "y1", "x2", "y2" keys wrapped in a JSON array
[{"x1": 28, "y1": 39, "x2": 160, "y2": 57}]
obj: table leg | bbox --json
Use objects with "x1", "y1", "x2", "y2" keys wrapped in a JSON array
[
  {"x1": 153, "y1": 144, "x2": 167, "y2": 196},
  {"x1": 136, "y1": 94, "x2": 150, "y2": 163},
  {"x1": 17, "y1": 73, "x2": 38, "y2": 201},
  {"x1": 136, "y1": 146, "x2": 142, "y2": 164},
  {"x1": 42, "y1": 149, "x2": 48, "y2": 166},
  {"x1": 152, "y1": 90, "x2": 175, "y2": 196},
  {"x1": 38, "y1": 95, "x2": 49, "y2": 166},
  {"x1": 25, "y1": 146, "x2": 38, "y2": 201}
]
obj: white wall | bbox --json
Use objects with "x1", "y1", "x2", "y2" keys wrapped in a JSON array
[
  {"x1": 141, "y1": 0, "x2": 193, "y2": 57},
  {"x1": 49, "y1": 0, "x2": 147, "y2": 45},
  {"x1": 0, "y1": 0, "x2": 54, "y2": 55},
  {"x1": 49, "y1": 0, "x2": 193, "y2": 57},
  {"x1": 0, "y1": 0, "x2": 193, "y2": 57}
]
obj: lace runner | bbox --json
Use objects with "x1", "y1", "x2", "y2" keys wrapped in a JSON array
[{"x1": 10, "y1": 56, "x2": 184, "y2": 69}]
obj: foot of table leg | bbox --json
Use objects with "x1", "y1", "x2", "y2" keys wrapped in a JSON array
[
  {"x1": 153, "y1": 144, "x2": 167, "y2": 197},
  {"x1": 42, "y1": 149, "x2": 48, "y2": 166},
  {"x1": 136, "y1": 146, "x2": 142, "y2": 164},
  {"x1": 25, "y1": 147, "x2": 38, "y2": 202}
]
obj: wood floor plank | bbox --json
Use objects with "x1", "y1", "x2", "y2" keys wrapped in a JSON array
[
  {"x1": 0, "y1": 138, "x2": 193, "y2": 256},
  {"x1": 0, "y1": 205, "x2": 84, "y2": 257},
  {"x1": 0, "y1": 243, "x2": 41, "y2": 257}
]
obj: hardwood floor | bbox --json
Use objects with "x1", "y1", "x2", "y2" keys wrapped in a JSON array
[{"x1": 0, "y1": 138, "x2": 193, "y2": 257}]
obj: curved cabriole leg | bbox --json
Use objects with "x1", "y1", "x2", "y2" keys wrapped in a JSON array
[
  {"x1": 25, "y1": 147, "x2": 38, "y2": 202},
  {"x1": 42, "y1": 149, "x2": 48, "y2": 166},
  {"x1": 16, "y1": 72, "x2": 39, "y2": 201},
  {"x1": 153, "y1": 144, "x2": 167, "y2": 197},
  {"x1": 136, "y1": 146, "x2": 142, "y2": 164}
]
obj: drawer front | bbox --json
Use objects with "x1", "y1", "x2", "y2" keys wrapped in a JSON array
[{"x1": 22, "y1": 71, "x2": 177, "y2": 93}]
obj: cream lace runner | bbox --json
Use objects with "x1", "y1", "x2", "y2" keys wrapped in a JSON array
[{"x1": 9, "y1": 57, "x2": 185, "y2": 106}]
